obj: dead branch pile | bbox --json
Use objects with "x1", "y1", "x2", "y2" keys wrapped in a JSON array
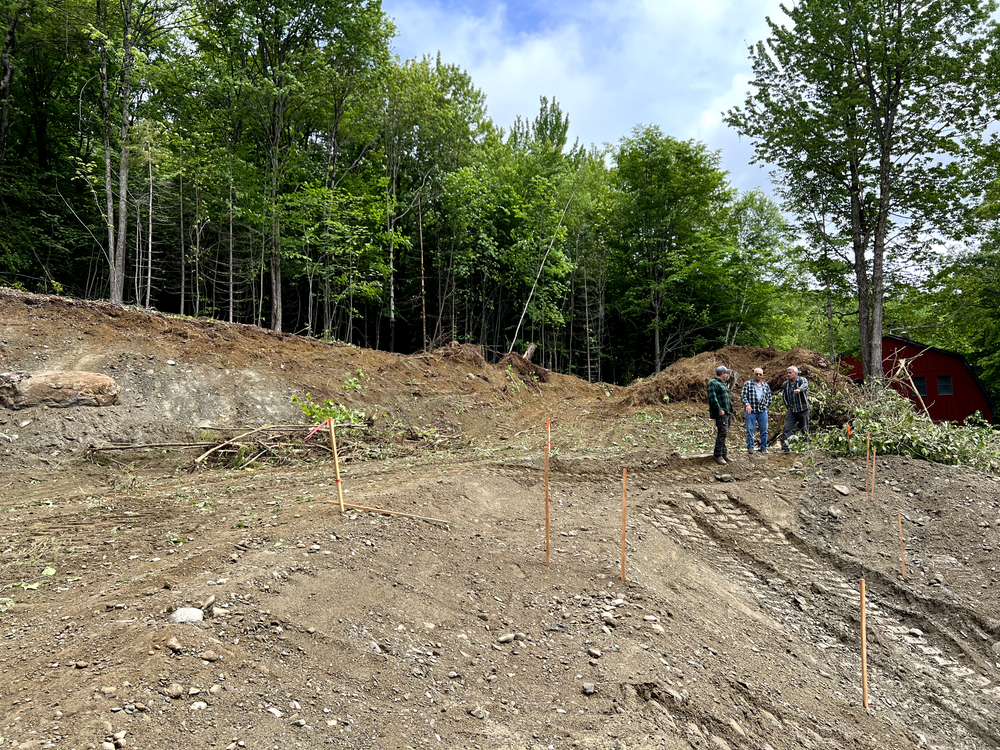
[
  {"x1": 620, "y1": 346, "x2": 849, "y2": 408},
  {"x1": 498, "y1": 352, "x2": 551, "y2": 383},
  {"x1": 433, "y1": 342, "x2": 488, "y2": 369}
]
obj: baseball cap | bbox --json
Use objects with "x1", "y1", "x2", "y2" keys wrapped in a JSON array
[{"x1": 715, "y1": 365, "x2": 730, "y2": 375}]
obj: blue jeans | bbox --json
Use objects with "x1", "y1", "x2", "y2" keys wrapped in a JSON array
[{"x1": 745, "y1": 411, "x2": 768, "y2": 452}]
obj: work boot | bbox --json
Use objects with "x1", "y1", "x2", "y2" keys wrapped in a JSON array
[{"x1": 714, "y1": 456, "x2": 727, "y2": 465}]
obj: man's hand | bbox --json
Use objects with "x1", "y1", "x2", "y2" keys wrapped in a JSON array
[{"x1": 745, "y1": 404, "x2": 752, "y2": 414}]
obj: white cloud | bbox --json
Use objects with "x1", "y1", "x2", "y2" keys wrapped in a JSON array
[{"x1": 382, "y1": 0, "x2": 790, "y2": 193}]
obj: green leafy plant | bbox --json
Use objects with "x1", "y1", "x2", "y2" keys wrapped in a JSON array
[
  {"x1": 292, "y1": 393, "x2": 366, "y2": 425},
  {"x1": 343, "y1": 368, "x2": 367, "y2": 391},
  {"x1": 812, "y1": 384, "x2": 1000, "y2": 473}
]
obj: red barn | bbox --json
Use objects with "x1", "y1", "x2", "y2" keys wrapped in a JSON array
[{"x1": 841, "y1": 335, "x2": 994, "y2": 424}]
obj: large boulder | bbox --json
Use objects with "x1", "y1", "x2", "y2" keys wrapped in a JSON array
[{"x1": 0, "y1": 370, "x2": 121, "y2": 410}]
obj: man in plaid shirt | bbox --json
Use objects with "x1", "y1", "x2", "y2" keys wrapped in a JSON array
[
  {"x1": 707, "y1": 365, "x2": 733, "y2": 465},
  {"x1": 780, "y1": 365, "x2": 810, "y2": 453},
  {"x1": 741, "y1": 367, "x2": 772, "y2": 454}
]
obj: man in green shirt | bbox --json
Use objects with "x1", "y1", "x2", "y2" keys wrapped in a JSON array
[{"x1": 707, "y1": 365, "x2": 733, "y2": 465}]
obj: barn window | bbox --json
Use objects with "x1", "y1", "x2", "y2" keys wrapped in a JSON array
[
  {"x1": 912, "y1": 377, "x2": 927, "y2": 396},
  {"x1": 937, "y1": 375, "x2": 953, "y2": 396}
]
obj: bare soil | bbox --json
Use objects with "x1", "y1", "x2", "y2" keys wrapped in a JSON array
[{"x1": 1, "y1": 289, "x2": 999, "y2": 750}]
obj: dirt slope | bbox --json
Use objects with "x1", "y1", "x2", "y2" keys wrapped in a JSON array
[{"x1": 1, "y1": 289, "x2": 999, "y2": 750}]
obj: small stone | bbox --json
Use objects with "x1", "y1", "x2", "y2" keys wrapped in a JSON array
[
  {"x1": 422, "y1": 622, "x2": 435, "y2": 630},
  {"x1": 166, "y1": 684, "x2": 184, "y2": 699},
  {"x1": 833, "y1": 485, "x2": 850, "y2": 496},
  {"x1": 828, "y1": 505, "x2": 843, "y2": 519},
  {"x1": 514, "y1": 632, "x2": 527, "y2": 641},
  {"x1": 587, "y1": 647, "x2": 602, "y2": 659},
  {"x1": 102, "y1": 743, "x2": 116, "y2": 750},
  {"x1": 810, "y1": 581, "x2": 829, "y2": 596},
  {"x1": 133, "y1": 703, "x2": 147, "y2": 712},
  {"x1": 168, "y1": 608, "x2": 203, "y2": 624},
  {"x1": 209, "y1": 685, "x2": 223, "y2": 695},
  {"x1": 582, "y1": 683, "x2": 596, "y2": 695},
  {"x1": 191, "y1": 701, "x2": 208, "y2": 710},
  {"x1": 468, "y1": 706, "x2": 489, "y2": 720},
  {"x1": 201, "y1": 595, "x2": 216, "y2": 610},
  {"x1": 188, "y1": 687, "x2": 200, "y2": 696},
  {"x1": 642, "y1": 615, "x2": 658, "y2": 622},
  {"x1": 113, "y1": 732, "x2": 126, "y2": 741},
  {"x1": 200, "y1": 650, "x2": 220, "y2": 662},
  {"x1": 992, "y1": 642, "x2": 1000, "y2": 655},
  {"x1": 650, "y1": 624, "x2": 665, "y2": 635},
  {"x1": 166, "y1": 637, "x2": 183, "y2": 653},
  {"x1": 717, "y1": 474, "x2": 733, "y2": 483},
  {"x1": 601, "y1": 613, "x2": 616, "y2": 626},
  {"x1": 166, "y1": 359, "x2": 176, "y2": 366},
  {"x1": 292, "y1": 719, "x2": 306, "y2": 727},
  {"x1": 448, "y1": 671, "x2": 460, "y2": 679},
  {"x1": 497, "y1": 633, "x2": 515, "y2": 644},
  {"x1": 74, "y1": 661, "x2": 89, "y2": 669},
  {"x1": 100, "y1": 686, "x2": 116, "y2": 697},
  {"x1": 267, "y1": 707, "x2": 283, "y2": 718}
]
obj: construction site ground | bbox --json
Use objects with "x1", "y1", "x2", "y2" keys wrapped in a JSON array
[{"x1": 1, "y1": 289, "x2": 999, "y2": 750}]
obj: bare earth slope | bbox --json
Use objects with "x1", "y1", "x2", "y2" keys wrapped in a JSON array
[{"x1": 1, "y1": 290, "x2": 999, "y2": 750}]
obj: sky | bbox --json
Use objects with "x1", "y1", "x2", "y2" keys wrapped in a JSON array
[{"x1": 381, "y1": 0, "x2": 789, "y2": 197}]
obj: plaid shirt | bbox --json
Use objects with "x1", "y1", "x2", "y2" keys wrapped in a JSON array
[
  {"x1": 740, "y1": 379, "x2": 772, "y2": 413},
  {"x1": 782, "y1": 376, "x2": 810, "y2": 413},
  {"x1": 707, "y1": 377, "x2": 733, "y2": 418}
]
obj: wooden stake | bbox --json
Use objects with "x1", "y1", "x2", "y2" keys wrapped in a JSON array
[
  {"x1": 621, "y1": 467, "x2": 627, "y2": 583},
  {"x1": 846, "y1": 423, "x2": 852, "y2": 453},
  {"x1": 860, "y1": 579, "x2": 869, "y2": 709},
  {"x1": 898, "y1": 510, "x2": 907, "y2": 580},
  {"x1": 329, "y1": 418, "x2": 345, "y2": 513},
  {"x1": 545, "y1": 419, "x2": 551, "y2": 568},
  {"x1": 865, "y1": 432, "x2": 871, "y2": 493},
  {"x1": 870, "y1": 446, "x2": 877, "y2": 503}
]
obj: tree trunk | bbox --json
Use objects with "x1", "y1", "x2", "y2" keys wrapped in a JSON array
[{"x1": 0, "y1": 4, "x2": 21, "y2": 173}]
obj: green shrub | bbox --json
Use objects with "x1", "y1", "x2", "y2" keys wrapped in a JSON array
[
  {"x1": 811, "y1": 384, "x2": 1000, "y2": 473},
  {"x1": 292, "y1": 393, "x2": 366, "y2": 425}
]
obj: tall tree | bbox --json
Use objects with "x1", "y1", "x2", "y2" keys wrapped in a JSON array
[{"x1": 726, "y1": 0, "x2": 998, "y2": 379}]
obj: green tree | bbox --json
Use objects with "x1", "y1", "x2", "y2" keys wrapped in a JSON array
[{"x1": 726, "y1": 0, "x2": 997, "y2": 380}]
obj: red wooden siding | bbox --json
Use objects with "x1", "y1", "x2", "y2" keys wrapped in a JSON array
[{"x1": 840, "y1": 336, "x2": 994, "y2": 424}]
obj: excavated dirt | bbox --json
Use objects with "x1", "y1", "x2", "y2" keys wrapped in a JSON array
[
  {"x1": 621, "y1": 346, "x2": 847, "y2": 408},
  {"x1": 1, "y1": 289, "x2": 999, "y2": 750}
]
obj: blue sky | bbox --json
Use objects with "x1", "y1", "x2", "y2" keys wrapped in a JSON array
[{"x1": 381, "y1": 0, "x2": 788, "y2": 196}]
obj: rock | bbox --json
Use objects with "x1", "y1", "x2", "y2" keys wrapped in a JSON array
[
  {"x1": 267, "y1": 707, "x2": 283, "y2": 718},
  {"x1": 166, "y1": 684, "x2": 184, "y2": 699},
  {"x1": 828, "y1": 505, "x2": 843, "y2": 519},
  {"x1": 587, "y1": 647, "x2": 602, "y2": 659},
  {"x1": 650, "y1": 623, "x2": 665, "y2": 634},
  {"x1": 191, "y1": 701, "x2": 208, "y2": 710},
  {"x1": 729, "y1": 718, "x2": 746, "y2": 737},
  {"x1": 168, "y1": 608, "x2": 203, "y2": 624},
  {"x1": 582, "y1": 683, "x2": 596, "y2": 695},
  {"x1": 711, "y1": 737, "x2": 733, "y2": 750},
  {"x1": 100, "y1": 686, "x2": 117, "y2": 697},
  {"x1": 0, "y1": 370, "x2": 121, "y2": 410},
  {"x1": 113, "y1": 732, "x2": 126, "y2": 741},
  {"x1": 992, "y1": 642, "x2": 1000, "y2": 655},
  {"x1": 601, "y1": 613, "x2": 616, "y2": 626},
  {"x1": 200, "y1": 650, "x2": 220, "y2": 662},
  {"x1": 810, "y1": 581, "x2": 829, "y2": 596},
  {"x1": 497, "y1": 633, "x2": 515, "y2": 644},
  {"x1": 717, "y1": 474, "x2": 733, "y2": 483},
  {"x1": 101, "y1": 743, "x2": 116, "y2": 750},
  {"x1": 833, "y1": 485, "x2": 850, "y2": 496},
  {"x1": 201, "y1": 595, "x2": 216, "y2": 610},
  {"x1": 209, "y1": 685, "x2": 223, "y2": 696},
  {"x1": 165, "y1": 637, "x2": 183, "y2": 653},
  {"x1": 468, "y1": 706, "x2": 489, "y2": 720},
  {"x1": 74, "y1": 661, "x2": 89, "y2": 669},
  {"x1": 448, "y1": 671, "x2": 460, "y2": 679}
]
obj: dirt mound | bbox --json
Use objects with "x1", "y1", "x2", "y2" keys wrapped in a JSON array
[
  {"x1": 621, "y1": 345, "x2": 847, "y2": 407},
  {"x1": 432, "y1": 341, "x2": 488, "y2": 369},
  {"x1": 498, "y1": 351, "x2": 551, "y2": 383}
]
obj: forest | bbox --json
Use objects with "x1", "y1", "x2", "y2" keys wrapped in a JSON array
[{"x1": 3, "y1": 0, "x2": 1000, "y2": 390}]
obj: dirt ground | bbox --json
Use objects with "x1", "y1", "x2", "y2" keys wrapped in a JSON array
[{"x1": 1, "y1": 289, "x2": 999, "y2": 750}]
